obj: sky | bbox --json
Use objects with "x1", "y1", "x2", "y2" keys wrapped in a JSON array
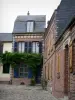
[{"x1": 0, "y1": 0, "x2": 61, "y2": 33}]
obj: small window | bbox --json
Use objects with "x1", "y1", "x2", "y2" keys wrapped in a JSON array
[
  {"x1": 19, "y1": 65, "x2": 28, "y2": 78},
  {"x1": 27, "y1": 21, "x2": 34, "y2": 32},
  {"x1": 3, "y1": 63, "x2": 10, "y2": 73}
]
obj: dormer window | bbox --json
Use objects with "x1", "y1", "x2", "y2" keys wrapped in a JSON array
[{"x1": 27, "y1": 21, "x2": 34, "y2": 32}]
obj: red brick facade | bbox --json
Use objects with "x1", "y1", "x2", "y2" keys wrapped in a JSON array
[{"x1": 43, "y1": 15, "x2": 75, "y2": 100}]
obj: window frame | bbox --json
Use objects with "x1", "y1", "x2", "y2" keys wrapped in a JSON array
[
  {"x1": 19, "y1": 64, "x2": 28, "y2": 78},
  {"x1": 26, "y1": 21, "x2": 34, "y2": 32},
  {"x1": 32, "y1": 41, "x2": 39, "y2": 53},
  {"x1": 18, "y1": 42, "x2": 25, "y2": 53}
]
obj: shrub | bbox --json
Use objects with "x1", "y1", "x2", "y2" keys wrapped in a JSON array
[
  {"x1": 41, "y1": 78, "x2": 48, "y2": 90},
  {"x1": 30, "y1": 78, "x2": 36, "y2": 86}
]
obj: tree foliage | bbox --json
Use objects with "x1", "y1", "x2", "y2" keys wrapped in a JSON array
[{"x1": 0, "y1": 52, "x2": 43, "y2": 78}]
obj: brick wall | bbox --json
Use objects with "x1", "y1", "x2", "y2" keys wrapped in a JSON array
[
  {"x1": 53, "y1": 48, "x2": 65, "y2": 98},
  {"x1": 12, "y1": 78, "x2": 31, "y2": 85},
  {"x1": 69, "y1": 74, "x2": 75, "y2": 100}
]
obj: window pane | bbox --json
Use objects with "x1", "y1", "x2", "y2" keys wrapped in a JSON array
[
  {"x1": 19, "y1": 64, "x2": 28, "y2": 77},
  {"x1": 29, "y1": 42, "x2": 32, "y2": 47},
  {"x1": 25, "y1": 47, "x2": 27, "y2": 52},
  {"x1": 32, "y1": 42, "x2": 35, "y2": 53},
  {"x1": 27, "y1": 22, "x2": 30, "y2": 32},
  {"x1": 27, "y1": 22, "x2": 34, "y2": 32},
  {"x1": 24, "y1": 67, "x2": 28, "y2": 72},
  {"x1": 30, "y1": 22, "x2": 34, "y2": 32},
  {"x1": 20, "y1": 68, "x2": 23, "y2": 72},
  {"x1": 24, "y1": 73, "x2": 28, "y2": 77},
  {"x1": 28, "y1": 48, "x2": 31, "y2": 53},
  {"x1": 39, "y1": 42, "x2": 42, "y2": 53},
  {"x1": 20, "y1": 73, "x2": 23, "y2": 77},
  {"x1": 25, "y1": 42, "x2": 27, "y2": 47},
  {"x1": 36, "y1": 42, "x2": 39, "y2": 53},
  {"x1": 22, "y1": 42, "x2": 24, "y2": 53},
  {"x1": 18, "y1": 42, "x2": 21, "y2": 52}
]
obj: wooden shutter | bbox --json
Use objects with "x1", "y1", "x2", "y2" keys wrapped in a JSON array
[
  {"x1": 39, "y1": 42, "x2": 42, "y2": 53},
  {"x1": 14, "y1": 42, "x2": 18, "y2": 52}
]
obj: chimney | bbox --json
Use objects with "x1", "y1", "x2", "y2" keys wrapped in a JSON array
[{"x1": 27, "y1": 11, "x2": 30, "y2": 15}]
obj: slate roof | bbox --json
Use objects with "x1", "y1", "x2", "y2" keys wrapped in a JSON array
[
  {"x1": 0, "y1": 33, "x2": 12, "y2": 42},
  {"x1": 16, "y1": 15, "x2": 46, "y2": 22},
  {"x1": 13, "y1": 15, "x2": 46, "y2": 33},
  {"x1": 56, "y1": 0, "x2": 75, "y2": 37},
  {"x1": 55, "y1": 17, "x2": 75, "y2": 45}
]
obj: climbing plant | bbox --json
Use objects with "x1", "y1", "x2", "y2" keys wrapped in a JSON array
[{"x1": 0, "y1": 51, "x2": 43, "y2": 79}]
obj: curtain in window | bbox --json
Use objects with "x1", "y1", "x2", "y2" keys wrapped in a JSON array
[
  {"x1": 32, "y1": 42, "x2": 36, "y2": 53},
  {"x1": 36, "y1": 42, "x2": 39, "y2": 53},
  {"x1": 22, "y1": 42, "x2": 24, "y2": 53},
  {"x1": 30, "y1": 22, "x2": 34, "y2": 32},
  {"x1": 27, "y1": 22, "x2": 31, "y2": 32},
  {"x1": 18, "y1": 42, "x2": 25, "y2": 53},
  {"x1": 27, "y1": 22, "x2": 34, "y2": 32},
  {"x1": 32, "y1": 42, "x2": 39, "y2": 53},
  {"x1": 18, "y1": 42, "x2": 22, "y2": 52}
]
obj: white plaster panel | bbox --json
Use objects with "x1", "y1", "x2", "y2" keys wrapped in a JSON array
[{"x1": 3, "y1": 42, "x2": 12, "y2": 53}]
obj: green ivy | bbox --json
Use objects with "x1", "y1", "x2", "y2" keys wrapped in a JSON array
[{"x1": 0, "y1": 51, "x2": 43, "y2": 78}]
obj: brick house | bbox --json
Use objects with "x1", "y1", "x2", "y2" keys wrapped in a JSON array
[
  {"x1": 12, "y1": 12, "x2": 46, "y2": 85},
  {"x1": 55, "y1": 17, "x2": 75, "y2": 100},
  {"x1": 43, "y1": 0, "x2": 75, "y2": 100}
]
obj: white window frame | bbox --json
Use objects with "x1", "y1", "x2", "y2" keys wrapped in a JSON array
[
  {"x1": 27, "y1": 21, "x2": 34, "y2": 32},
  {"x1": 32, "y1": 42, "x2": 39, "y2": 53},
  {"x1": 18, "y1": 42, "x2": 25, "y2": 53},
  {"x1": 19, "y1": 65, "x2": 28, "y2": 78},
  {"x1": 36, "y1": 42, "x2": 39, "y2": 53}
]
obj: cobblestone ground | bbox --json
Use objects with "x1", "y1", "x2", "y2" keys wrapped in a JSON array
[{"x1": 0, "y1": 84, "x2": 59, "y2": 100}]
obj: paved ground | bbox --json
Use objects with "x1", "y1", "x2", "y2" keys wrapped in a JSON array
[{"x1": 0, "y1": 84, "x2": 58, "y2": 100}]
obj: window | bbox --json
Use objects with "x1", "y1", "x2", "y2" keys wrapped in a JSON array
[
  {"x1": 18, "y1": 42, "x2": 25, "y2": 53},
  {"x1": 19, "y1": 65, "x2": 28, "y2": 77},
  {"x1": 18, "y1": 42, "x2": 32, "y2": 53},
  {"x1": 32, "y1": 42, "x2": 35, "y2": 53},
  {"x1": 27, "y1": 21, "x2": 34, "y2": 32},
  {"x1": 25, "y1": 42, "x2": 32, "y2": 53},
  {"x1": 3, "y1": 63, "x2": 10, "y2": 73},
  {"x1": 32, "y1": 42, "x2": 39, "y2": 53},
  {"x1": 36, "y1": 42, "x2": 39, "y2": 53}
]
